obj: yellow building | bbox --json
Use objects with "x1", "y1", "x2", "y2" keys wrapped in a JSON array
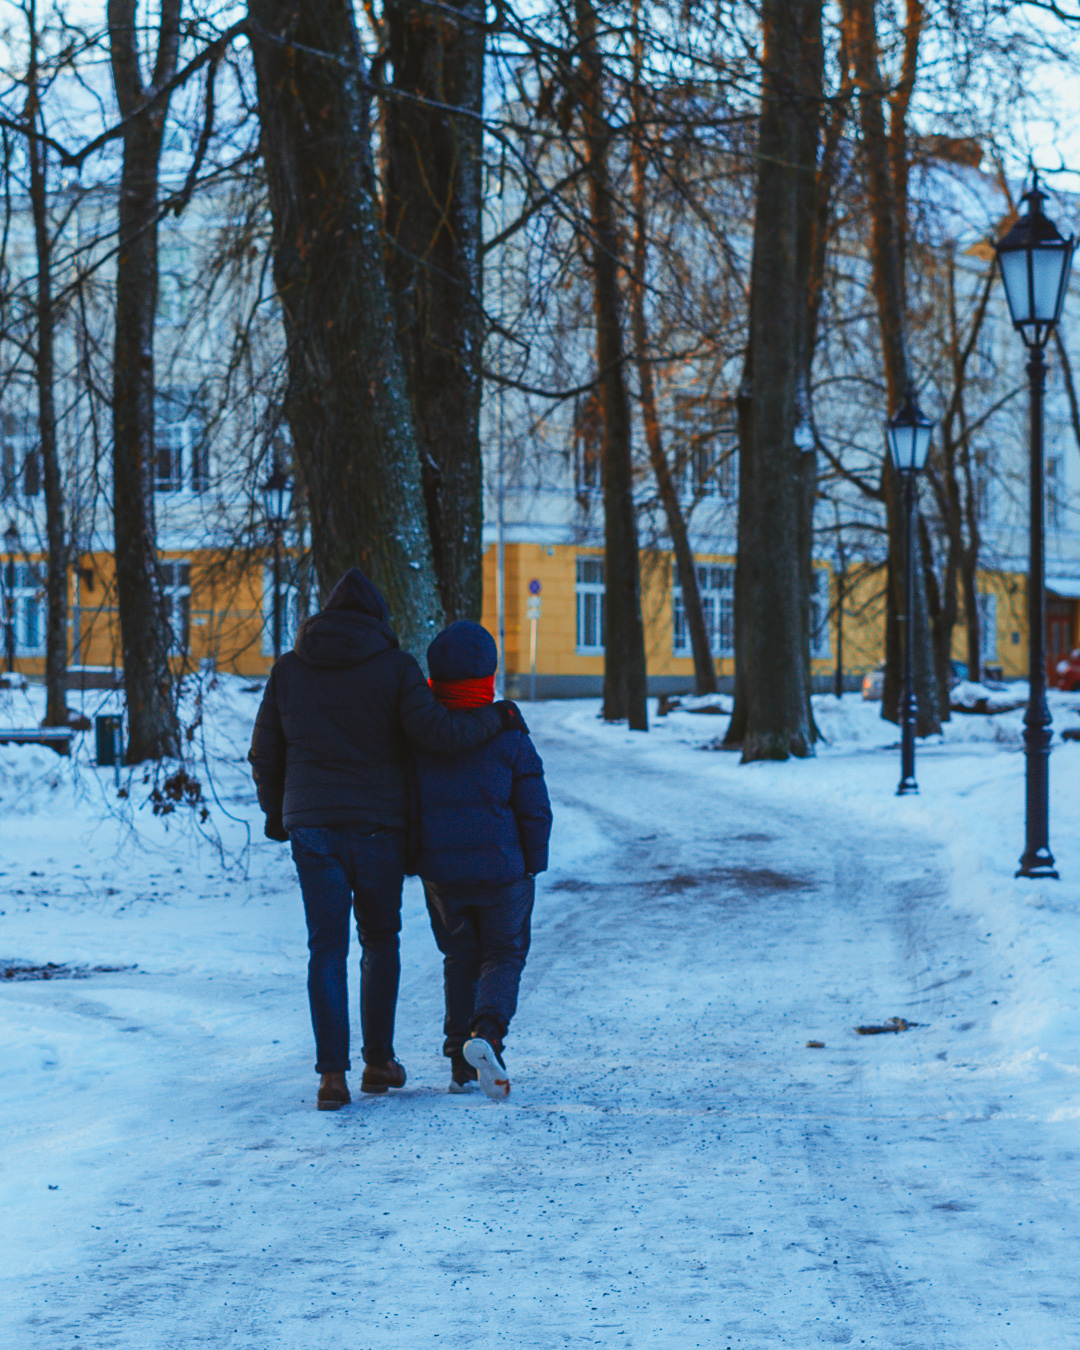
[{"x1": 1, "y1": 540, "x2": 1052, "y2": 695}]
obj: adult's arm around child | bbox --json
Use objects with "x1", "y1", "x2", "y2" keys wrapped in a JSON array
[{"x1": 397, "y1": 658, "x2": 522, "y2": 755}]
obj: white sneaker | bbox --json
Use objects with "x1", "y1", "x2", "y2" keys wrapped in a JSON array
[{"x1": 463, "y1": 1037, "x2": 511, "y2": 1100}]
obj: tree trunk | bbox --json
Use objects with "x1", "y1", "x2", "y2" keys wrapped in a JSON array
[
  {"x1": 24, "y1": 3, "x2": 67, "y2": 728},
  {"x1": 574, "y1": 0, "x2": 648, "y2": 729},
  {"x1": 248, "y1": 0, "x2": 443, "y2": 656},
  {"x1": 842, "y1": 0, "x2": 940, "y2": 735},
  {"x1": 383, "y1": 0, "x2": 485, "y2": 622},
  {"x1": 108, "y1": 0, "x2": 182, "y2": 762},
  {"x1": 628, "y1": 17, "x2": 715, "y2": 695},
  {"x1": 725, "y1": 0, "x2": 821, "y2": 761}
]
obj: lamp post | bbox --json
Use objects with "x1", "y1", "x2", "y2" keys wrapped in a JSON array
[
  {"x1": 994, "y1": 178, "x2": 1074, "y2": 879},
  {"x1": 886, "y1": 389, "x2": 935, "y2": 796},
  {"x1": 4, "y1": 521, "x2": 17, "y2": 675},
  {"x1": 261, "y1": 468, "x2": 294, "y2": 662}
]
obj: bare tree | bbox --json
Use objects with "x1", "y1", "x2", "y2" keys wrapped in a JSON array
[
  {"x1": 627, "y1": 4, "x2": 715, "y2": 696},
  {"x1": 20, "y1": 0, "x2": 67, "y2": 726},
  {"x1": 725, "y1": 0, "x2": 822, "y2": 760},
  {"x1": 840, "y1": 0, "x2": 941, "y2": 734},
  {"x1": 573, "y1": 0, "x2": 648, "y2": 729},
  {"x1": 247, "y1": 0, "x2": 443, "y2": 655},
  {"x1": 383, "y1": 0, "x2": 486, "y2": 622},
  {"x1": 108, "y1": 0, "x2": 182, "y2": 760}
]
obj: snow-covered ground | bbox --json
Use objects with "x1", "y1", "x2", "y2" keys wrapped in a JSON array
[{"x1": 2, "y1": 676, "x2": 1080, "y2": 1348}]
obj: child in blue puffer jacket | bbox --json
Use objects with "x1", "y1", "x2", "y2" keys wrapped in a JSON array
[{"x1": 414, "y1": 620, "x2": 552, "y2": 1099}]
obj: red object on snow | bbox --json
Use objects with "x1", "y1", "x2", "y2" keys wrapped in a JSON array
[{"x1": 1054, "y1": 650, "x2": 1080, "y2": 692}]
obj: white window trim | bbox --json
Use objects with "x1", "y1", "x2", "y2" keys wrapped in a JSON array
[
  {"x1": 6, "y1": 562, "x2": 46, "y2": 656},
  {"x1": 672, "y1": 563, "x2": 735, "y2": 658},
  {"x1": 261, "y1": 563, "x2": 306, "y2": 656},
  {"x1": 161, "y1": 560, "x2": 191, "y2": 654},
  {"x1": 575, "y1": 557, "x2": 605, "y2": 654},
  {"x1": 155, "y1": 389, "x2": 208, "y2": 495}
]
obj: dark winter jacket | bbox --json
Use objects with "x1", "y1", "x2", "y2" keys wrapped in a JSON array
[
  {"x1": 248, "y1": 570, "x2": 507, "y2": 835},
  {"x1": 415, "y1": 621, "x2": 553, "y2": 885}
]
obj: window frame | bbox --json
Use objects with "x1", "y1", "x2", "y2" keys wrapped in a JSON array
[
  {"x1": 1, "y1": 411, "x2": 42, "y2": 501},
  {"x1": 4, "y1": 561, "x2": 46, "y2": 656},
  {"x1": 160, "y1": 559, "x2": 192, "y2": 654},
  {"x1": 261, "y1": 561, "x2": 308, "y2": 657},
  {"x1": 155, "y1": 388, "x2": 209, "y2": 495},
  {"x1": 575, "y1": 556, "x2": 606, "y2": 653},
  {"x1": 672, "y1": 563, "x2": 735, "y2": 658}
]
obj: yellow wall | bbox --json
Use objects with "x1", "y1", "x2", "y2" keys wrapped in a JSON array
[{"x1": 3, "y1": 541, "x2": 1046, "y2": 686}]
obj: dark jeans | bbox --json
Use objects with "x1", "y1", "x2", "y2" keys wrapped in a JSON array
[
  {"x1": 290, "y1": 826, "x2": 406, "y2": 1073},
  {"x1": 422, "y1": 875, "x2": 535, "y2": 1057}
]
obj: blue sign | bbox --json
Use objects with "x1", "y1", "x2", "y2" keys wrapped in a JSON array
[{"x1": 528, "y1": 579, "x2": 542, "y2": 595}]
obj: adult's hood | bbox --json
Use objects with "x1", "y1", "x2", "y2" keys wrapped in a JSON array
[
  {"x1": 323, "y1": 568, "x2": 390, "y2": 622},
  {"x1": 294, "y1": 569, "x2": 398, "y2": 669}
]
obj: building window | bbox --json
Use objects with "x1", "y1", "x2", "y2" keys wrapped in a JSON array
[
  {"x1": 576, "y1": 557, "x2": 605, "y2": 652},
  {"x1": 160, "y1": 560, "x2": 191, "y2": 653},
  {"x1": 155, "y1": 388, "x2": 208, "y2": 493},
  {"x1": 672, "y1": 563, "x2": 734, "y2": 657},
  {"x1": 5, "y1": 562, "x2": 46, "y2": 655},
  {"x1": 261, "y1": 563, "x2": 307, "y2": 656},
  {"x1": 1, "y1": 412, "x2": 42, "y2": 499},
  {"x1": 810, "y1": 569, "x2": 831, "y2": 659},
  {"x1": 978, "y1": 592, "x2": 998, "y2": 663},
  {"x1": 673, "y1": 400, "x2": 737, "y2": 501},
  {"x1": 574, "y1": 394, "x2": 603, "y2": 496}
]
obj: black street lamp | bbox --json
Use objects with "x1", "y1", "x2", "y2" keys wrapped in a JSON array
[
  {"x1": 261, "y1": 468, "x2": 294, "y2": 662},
  {"x1": 4, "y1": 521, "x2": 18, "y2": 675},
  {"x1": 994, "y1": 178, "x2": 1074, "y2": 880},
  {"x1": 886, "y1": 388, "x2": 934, "y2": 796}
]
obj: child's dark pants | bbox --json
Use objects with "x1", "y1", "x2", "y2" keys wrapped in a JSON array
[{"x1": 422, "y1": 875, "x2": 535, "y2": 1055}]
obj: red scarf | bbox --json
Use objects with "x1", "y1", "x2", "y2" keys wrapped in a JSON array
[{"x1": 429, "y1": 675, "x2": 496, "y2": 709}]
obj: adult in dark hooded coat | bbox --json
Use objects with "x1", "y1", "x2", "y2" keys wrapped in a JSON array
[{"x1": 249, "y1": 569, "x2": 525, "y2": 1109}]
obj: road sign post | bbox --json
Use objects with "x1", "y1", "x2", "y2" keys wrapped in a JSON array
[{"x1": 525, "y1": 591, "x2": 542, "y2": 700}]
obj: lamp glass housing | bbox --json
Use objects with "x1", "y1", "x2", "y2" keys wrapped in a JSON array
[
  {"x1": 995, "y1": 186, "x2": 1074, "y2": 345},
  {"x1": 886, "y1": 395, "x2": 934, "y2": 474},
  {"x1": 262, "y1": 470, "x2": 294, "y2": 528},
  {"x1": 4, "y1": 523, "x2": 18, "y2": 554}
]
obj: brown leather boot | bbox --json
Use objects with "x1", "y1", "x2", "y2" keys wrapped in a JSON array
[
  {"x1": 360, "y1": 1059, "x2": 407, "y2": 1094},
  {"x1": 317, "y1": 1072, "x2": 351, "y2": 1111}
]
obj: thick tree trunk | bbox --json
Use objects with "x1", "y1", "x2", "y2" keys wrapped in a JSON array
[
  {"x1": 574, "y1": 0, "x2": 648, "y2": 729},
  {"x1": 725, "y1": 0, "x2": 821, "y2": 760},
  {"x1": 628, "y1": 33, "x2": 715, "y2": 696},
  {"x1": 248, "y1": 0, "x2": 443, "y2": 656},
  {"x1": 384, "y1": 0, "x2": 485, "y2": 622},
  {"x1": 25, "y1": 8, "x2": 67, "y2": 728},
  {"x1": 108, "y1": 0, "x2": 182, "y2": 762},
  {"x1": 842, "y1": 0, "x2": 940, "y2": 735}
]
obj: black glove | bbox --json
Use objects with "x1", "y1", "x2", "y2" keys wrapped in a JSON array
[
  {"x1": 495, "y1": 700, "x2": 530, "y2": 735},
  {"x1": 264, "y1": 815, "x2": 289, "y2": 842}
]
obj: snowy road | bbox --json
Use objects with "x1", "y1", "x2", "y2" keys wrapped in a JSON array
[{"x1": 2, "y1": 694, "x2": 1078, "y2": 1348}]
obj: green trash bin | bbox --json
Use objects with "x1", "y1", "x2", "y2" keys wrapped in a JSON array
[{"x1": 95, "y1": 714, "x2": 123, "y2": 767}]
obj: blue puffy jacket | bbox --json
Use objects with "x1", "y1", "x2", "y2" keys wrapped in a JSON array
[
  {"x1": 414, "y1": 621, "x2": 552, "y2": 886},
  {"x1": 414, "y1": 729, "x2": 551, "y2": 885}
]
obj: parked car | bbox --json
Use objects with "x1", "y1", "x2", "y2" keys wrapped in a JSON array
[
  {"x1": 861, "y1": 667, "x2": 884, "y2": 701},
  {"x1": 1056, "y1": 650, "x2": 1080, "y2": 692},
  {"x1": 862, "y1": 660, "x2": 970, "y2": 701}
]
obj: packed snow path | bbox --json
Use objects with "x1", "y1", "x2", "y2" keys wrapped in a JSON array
[{"x1": 2, "y1": 697, "x2": 1078, "y2": 1348}]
